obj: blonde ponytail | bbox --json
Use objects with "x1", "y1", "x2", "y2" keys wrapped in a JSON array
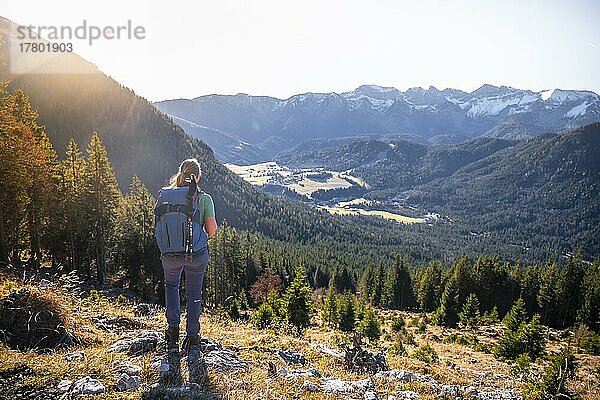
[{"x1": 168, "y1": 158, "x2": 202, "y2": 188}]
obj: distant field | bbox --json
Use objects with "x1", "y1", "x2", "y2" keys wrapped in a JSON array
[
  {"x1": 225, "y1": 161, "x2": 366, "y2": 197},
  {"x1": 318, "y1": 205, "x2": 426, "y2": 224}
]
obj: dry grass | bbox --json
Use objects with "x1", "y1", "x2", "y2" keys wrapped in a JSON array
[{"x1": 0, "y1": 274, "x2": 598, "y2": 399}]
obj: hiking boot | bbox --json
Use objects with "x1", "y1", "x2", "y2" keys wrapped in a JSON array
[
  {"x1": 165, "y1": 325, "x2": 180, "y2": 351},
  {"x1": 183, "y1": 334, "x2": 207, "y2": 385},
  {"x1": 159, "y1": 325, "x2": 182, "y2": 386}
]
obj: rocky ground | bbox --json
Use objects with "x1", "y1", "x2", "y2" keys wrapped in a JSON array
[{"x1": 0, "y1": 273, "x2": 598, "y2": 400}]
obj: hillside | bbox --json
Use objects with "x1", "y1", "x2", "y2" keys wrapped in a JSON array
[
  {"x1": 408, "y1": 123, "x2": 600, "y2": 256},
  {"x1": 155, "y1": 85, "x2": 600, "y2": 164},
  {"x1": 1, "y1": 271, "x2": 598, "y2": 400},
  {"x1": 268, "y1": 125, "x2": 600, "y2": 257}
]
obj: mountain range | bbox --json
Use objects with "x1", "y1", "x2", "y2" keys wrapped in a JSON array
[
  {"x1": 155, "y1": 84, "x2": 600, "y2": 164},
  {"x1": 1, "y1": 14, "x2": 598, "y2": 263}
]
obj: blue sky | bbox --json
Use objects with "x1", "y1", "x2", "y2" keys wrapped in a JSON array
[{"x1": 1, "y1": 0, "x2": 599, "y2": 101}]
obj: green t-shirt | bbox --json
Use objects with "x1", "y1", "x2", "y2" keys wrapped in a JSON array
[{"x1": 197, "y1": 192, "x2": 215, "y2": 226}]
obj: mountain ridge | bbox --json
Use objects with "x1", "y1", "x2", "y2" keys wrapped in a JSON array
[{"x1": 155, "y1": 84, "x2": 600, "y2": 164}]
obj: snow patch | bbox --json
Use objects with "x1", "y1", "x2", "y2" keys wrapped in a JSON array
[
  {"x1": 540, "y1": 89, "x2": 555, "y2": 101},
  {"x1": 467, "y1": 93, "x2": 538, "y2": 117},
  {"x1": 564, "y1": 101, "x2": 592, "y2": 118}
]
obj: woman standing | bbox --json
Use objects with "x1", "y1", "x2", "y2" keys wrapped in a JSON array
[{"x1": 155, "y1": 158, "x2": 217, "y2": 385}]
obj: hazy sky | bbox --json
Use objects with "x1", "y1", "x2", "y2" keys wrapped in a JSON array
[{"x1": 1, "y1": 0, "x2": 599, "y2": 101}]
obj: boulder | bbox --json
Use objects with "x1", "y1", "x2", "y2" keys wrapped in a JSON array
[
  {"x1": 112, "y1": 360, "x2": 143, "y2": 376},
  {"x1": 71, "y1": 376, "x2": 105, "y2": 395},
  {"x1": 342, "y1": 343, "x2": 388, "y2": 374},
  {"x1": 109, "y1": 330, "x2": 163, "y2": 355},
  {"x1": 65, "y1": 351, "x2": 84, "y2": 362},
  {"x1": 276, "y1": 348, "x2": 307, "y2": 365},
  {"x1": 302, "y1": 380, "x2": 319, "y2": 392},
  {"x1": 116, "y1": 373, "x2": 141, "y2": 391},
  {"x1": 204, "y1": 349, "x2": 249, "y2": 373},
  {"x1": 321, "y1": 377, "x2": 374, "y2": 394},
  {"x1": 375, "y1": 369, "x2": 438, "y2": 385},
  {"x1": 389, "y1": 391, "x2": 420, "y2": 400}
]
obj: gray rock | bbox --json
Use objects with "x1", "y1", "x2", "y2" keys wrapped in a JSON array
[
  {"x1": 365, "y1": 390, "x2": 379, "y2": 400},
  {"x1": 204, "y1": 349, "x2": 249, "y2": 372},
  {"x1": 437, "y1": 384, "x2": 461, "y2": 398},
  {"x1": 321, "y1": 377, "x2": 374, "y2": 394},
  {"x1": 57, "y1": 379, "x2": 73, "y2": 394},
  {"x1": 302, "y1": 380, "x2": 319, "y2": 392},
  {"x1": 276, "y1": 348, "x2": 307, "y2": 365},
  {"x1": 71, "y1": 376, "x2": 105, "y2": 395},
  {"x1": 199, "y1": 337, "x2": 222, "y2": 353},
  {"x1": 285, "y1": 368, "x2": 321, "y2": 379},
  {"x1": 116, "y1": 373, "x2": 141, "y2": 391},
  {"x1": 65, "y1": 351, "x2": 84, "y2": 362},
  {"x1": 109, "y1": 330, "x2": 163, "y2": 355},
  {"x1": 112, "y1": 360, "x2": 142, "y2": 376},
  {"x1": 393, "y1": 391, "x2": 420, "y2": 400},
  {"x1": 311, "y1": 343, "x2": 344, "y2": 358},
  {"x1": 92, "y1": 315, "x2": 142, "y2": 332},
  {"x1": 476, "y1": 389, "x2": 522, "y2": 400},
  {"x1": 144, "y1": 382, "x2": 203, "y2": 397},
  {"x1": 375, "y1": 369, "x2": 438, "y2": 385},
  {"x1": 38, "y1": 279, "x2": 52, "y2": 290}
]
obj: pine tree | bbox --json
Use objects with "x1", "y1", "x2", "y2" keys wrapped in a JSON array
[
  {"x1": 337, "y1": 291, "x2": 356, "y2": 332},
  {"x1": 58, "y1": 138, "x2": 87, "y2": 272},
  {"x1": 120, "y1": 176, "x2": 159, "y2": 291},
  {"x1": 81, "y1": 132, "x2": 122, "y2": 283},
  {"x1": 577, "y1": 259, "x2": 600, "y2": 332},
  {"x1": 322, "y1": 279, "x2": 338, "y2": 328},
  {"x1": 556, "y1": 248, "x2": 585, "y2": 328},
  {"x1": 537, "y1": 257, "x2": 559, "y2": 326},
  {"x1": 358, "y1": 262, "x2": 375, "y2": 304},
  {"x1": 503, "y1": 298, "x2": 527, "y2": 332},
  {"x1": 432, "y1": 275, "x2": 460, "y2": 327},
  {"x1": 382, "y1": 254, "x2": 413, "y2": 310},
  {"x1": 358, "y1": 307, "x2": 381, "y2": 342},
  {"x1": 418, "y1": 260, "x2": 443, "y2": 312},
  {"x1": 459, "y1": 293, "x2": 481, "y2": 328},
  {"x1": 284, "y1": 266, "x2": 313, "y2": 332}
]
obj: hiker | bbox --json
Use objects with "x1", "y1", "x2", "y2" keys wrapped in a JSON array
[{"x1": 154, "y1": 158, "x2": 217, "y2": 385}]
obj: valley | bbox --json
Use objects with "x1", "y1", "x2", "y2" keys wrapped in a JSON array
[{"x1": 224, "y1": 161, "x2": 433, "y2": 224}]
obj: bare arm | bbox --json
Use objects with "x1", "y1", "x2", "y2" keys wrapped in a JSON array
[{"x1": 204, "y1": 216, "x2": 217, "y2": 236}]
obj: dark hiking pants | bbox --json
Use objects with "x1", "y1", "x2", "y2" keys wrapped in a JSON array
[{"x1": 161, "y1": 248, "x2": 209, "y2": 337}]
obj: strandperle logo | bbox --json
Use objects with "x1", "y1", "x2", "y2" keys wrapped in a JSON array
[
  {"x1": 15, "y1": 20, "x2": 146, "y2": 46},
  {"x1": 9, "y1": 19, "x2": 148, "y2": 74}
]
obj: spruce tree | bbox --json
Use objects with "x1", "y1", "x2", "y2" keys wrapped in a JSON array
[
  {"x1": 337, "y1": 291, "x2": 356, "y2": 332},
  {"x1": 81, "y1": 132, "x2": 122, "y2": 283},
  {"x1": 382, "y1": 254, "x2": 413, "y2": 310},
  {"x1": 432, "y1": 275, "x2": 460, "y2": 327},
  {"x1": 322, "y1": 279, "x2": 338, "y2": 328},
  {"x1": 577, "y1": 259, "x2": 600, "y2": 332},
  {"x1": 503, "y1": 297, "x2": 527, "y2": 332},
  {"x1": 284, "y1": 266, "x2": 313, "y2": 332},
  {"x1": 459, "y1": 293, "x2": 481, "y2": 328},
  {"x1": 59, "y1": 138, "x2": 86, "y2": 272},
  {"x1": 418, "y1": 260, "x2": 443, "y2": 312},
  {"x1": 120, "y1": 175, "x2": 158, "y2": 291},
  {"x1": 358, "y1": 307, "x2": 381, "y2": 342}
]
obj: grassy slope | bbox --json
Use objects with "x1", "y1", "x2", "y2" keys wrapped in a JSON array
[{"x1": 0, "y1": 274, "x2": 598, "y2": 400}]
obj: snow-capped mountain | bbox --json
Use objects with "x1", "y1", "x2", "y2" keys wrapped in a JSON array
[{"x1": 154, "y1": 84, "x2": 600, "y2": 163}]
